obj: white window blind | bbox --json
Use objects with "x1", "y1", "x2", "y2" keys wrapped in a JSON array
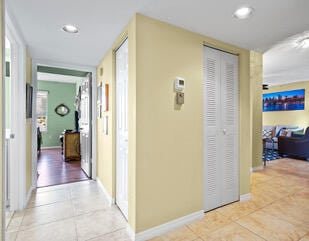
[{"x1": 37, "y1": 91, "x2": 48, "y2": 132}]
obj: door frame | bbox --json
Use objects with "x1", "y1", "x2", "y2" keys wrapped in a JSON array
[
  {"x1": 31, "y1": 59, "x2": 97, "y2": 188},
  {"x1": 4, "y1": 10, "x2": 27, "y2": 210},
  {"x1": 115, "y1": 37, "x2": 129, "y2": 219}
]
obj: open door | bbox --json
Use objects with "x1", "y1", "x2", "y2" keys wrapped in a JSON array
[
  {"x1": 116, "y1": 39, "x2": 128, "y2": 219},
  {"x1": 80, "y1": 73, "x2": 92, "y2": 177}
]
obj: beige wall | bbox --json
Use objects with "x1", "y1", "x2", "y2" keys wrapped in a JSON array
[
  {"x1": 26, "y1": 49, "x2": 32, "y2": 193},
  {"x1": 263, "y1": 81, "x2": 309, "y2": 129},
  {"x1": 96, "y1": 13, "x2": 257, "y2": 233},
  {"x1": 250, "y1": 51, "x2": 263, "y2": 168}
]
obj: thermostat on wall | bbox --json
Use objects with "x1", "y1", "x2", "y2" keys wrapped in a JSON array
[{"x1": 174, "y1": 77, "x2": 185, "y2": 91}]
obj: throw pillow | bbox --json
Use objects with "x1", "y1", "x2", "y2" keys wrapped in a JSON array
[
  {"x1": 263, "y1": 128, "x2": 273, "y2": 138},
  {"x1": 285, "y1": 129, "x2": 292, "y2": 137},
  {"x1": 280, "y1": 129, "x2": 288, "y2": 136}
]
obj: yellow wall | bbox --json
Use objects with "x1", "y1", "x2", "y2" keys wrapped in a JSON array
[
  {"x1": 96, "y1": 16, "x2": 137, "y2": 230},
  {"x1": 250, "y1": 51, "x2": 263, "y2": 168},
  {"x1": 26, "y1": 49, "x2": 32, "y2": 193},
  {"x1": 97, "y1": 50, "x2": 115, "y2": 197},
  {"x1": 96, "y1": 13, "x2": 257, "y2": 233},
  {"x1": 134, "y1": 14, "x2": 252, "y2": 232},
  {"x1": 0, "y1": 0, "x2": 3, "y2": 239},
  {"x1": 263, "y1": 81, "x2": 309, "y2": 129}
]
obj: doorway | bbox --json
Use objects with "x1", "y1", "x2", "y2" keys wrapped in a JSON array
[
  {"x1": 115, "y1": 38, "x2": 129, "y2": 219},
  {"x1": 35, "y1": 66, "x2": 93, "y2": 187}
]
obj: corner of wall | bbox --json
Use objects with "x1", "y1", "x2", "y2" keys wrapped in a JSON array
[{"x1": 250, "y1": 51, "x2": 263, "y2": 169}]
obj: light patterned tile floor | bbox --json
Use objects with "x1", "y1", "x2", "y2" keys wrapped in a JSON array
[{"x1": 5, "y1": 158, "x2": 309, "y2": 241}]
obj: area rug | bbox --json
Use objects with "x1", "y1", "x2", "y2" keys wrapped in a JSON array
[{"x1": 263, "y1": 149, "x2": 280, "y2": 161}]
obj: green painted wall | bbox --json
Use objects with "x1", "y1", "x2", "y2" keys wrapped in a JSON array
[{"x1": 37, "y1": 81, "x2": 76, "y2": 147}]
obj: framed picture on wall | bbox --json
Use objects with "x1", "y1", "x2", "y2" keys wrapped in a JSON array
[
  {"x1": 103, "y1": 83, "x2": 109, "y2": 112},
  {"x1": 97, "y1": 82, "x2": 102, "y2": 118},
  {"x1": 26, "y1": 83, "x2": 33, "y2": 118},
  {"x1": 262, "y1": 89, "x2": 305, "y2": 112}
]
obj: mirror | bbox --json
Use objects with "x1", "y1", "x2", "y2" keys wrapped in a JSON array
[{"x1": 55, "y1": 104, "x2": 70, "y2": 116}]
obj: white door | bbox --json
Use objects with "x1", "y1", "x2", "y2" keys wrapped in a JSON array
[
  {"x1": 116, "y1": 39, "x2": 129, "y2": 219},
  {"x1": 203, "y1": 46, "x2": 239, "y2": 212},
  {"x1": 80, "y1": 73, "x2": 92, "y2": 177}
]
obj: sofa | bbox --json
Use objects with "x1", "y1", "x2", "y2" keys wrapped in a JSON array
[
  {"x1": 262, "y1": 125, "x2": 304, "y2": 150},
  {"x1": 278, "y1": 127, "x2": 309, "y2": 160}
]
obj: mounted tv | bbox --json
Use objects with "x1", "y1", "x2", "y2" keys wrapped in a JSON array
[
  {"x1": 26, "y1": 83, "x2": 33, "y2": 118},
  {"x1": 263, "y1": 89, "x2": 305, "y2": 112}
]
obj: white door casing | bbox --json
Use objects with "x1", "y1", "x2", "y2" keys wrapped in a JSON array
[
  {"x1": 203, "y1": 46, "x2": 239, "y2": 212},
  {"x1": 31, "y1": 59, "x2": 97, "y2": 191},
  {"x1": 5, "y1": 12, "x2": 27, "y2": 211},
  {"x1": 116, "y1": 38, "x2": 129, "y2": 219},
  {"x1": 80, "y1": 73, "x2": 92, "y2": 177}
]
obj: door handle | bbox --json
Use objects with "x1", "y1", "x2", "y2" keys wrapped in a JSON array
[
  {"x1": 223, "y1": 129, "x2": 226, "y2": 135},
  {"x1": 10, "y1": 133, "x2": 15, "y2": 139}
]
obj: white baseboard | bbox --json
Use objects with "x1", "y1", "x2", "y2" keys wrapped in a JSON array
[
  {"x1": 97, "y1": 178, "x2": 115, "y2": 206},
  {"x1": 41, "y1": 146, "x2": 61, "y2": 149},
  {"x1": 250, "y1": 166, "x2": 264, "y2": 172},
  {"x1": 240, "y1": 193, "x2": 251, "y2": 202},
  {"x1": 25, "y1": 185, "x2": 35, "y2": 208},
  {"x1": 129, "y1": 210, "x2": 204, "y2": 241}
]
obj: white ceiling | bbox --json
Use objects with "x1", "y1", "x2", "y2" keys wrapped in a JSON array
[
  {"x1": 263, "y1": 31, "x2": 309, "y2": 86},
  {"x1": 6, "y1": 0, "x2": 309, "y2": 84}
]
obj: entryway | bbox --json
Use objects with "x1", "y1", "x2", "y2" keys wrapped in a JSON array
[{"x1": 35, "y1": 66, "x2": 93, "y2": 187}]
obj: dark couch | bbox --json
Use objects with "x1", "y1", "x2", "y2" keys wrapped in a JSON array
[{"x1": 278, "y1": 127, "x2": 309, "y2": 161}]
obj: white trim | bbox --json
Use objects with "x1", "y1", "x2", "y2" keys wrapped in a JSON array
[
  {"x1": 97, "y1": 178, "x2": 115, "y2": 206},
  {"x1": 240, "y1": 193, "x2": 251, "y2": 202},
  {"x1": 129, "y1": 210, "x2": 204, "y2": 241},
  {"x1": 37, "y1": 72, "x2": 86, "y2": 84},
  {"x1": 31, "y1": 59, "x2": 97, "y2": 190},
  {"x1": 5, "y1": 9, "x2": 27, "y2": 210},
  {"x1": 41, "y1": 146, "x2": 61, "y2": 149},
  {"x1": 250, "y1": 166, "x2": 264, "y2": 172},
  {"x1": 2, "y1": 1, "x2": 6, "y2": 241}
]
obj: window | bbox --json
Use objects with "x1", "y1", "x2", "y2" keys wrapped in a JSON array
[{"x1": 37, "y1": 91, "x2": 48, "y2": 132}]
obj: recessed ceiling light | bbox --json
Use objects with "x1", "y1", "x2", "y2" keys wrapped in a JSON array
[
  {"x1": 298, "y1": 37, "x2": 309, "y2": 49},
  {"x1": 233, "y1": 6, "x2": 254, "y2": 19},
  {"x1": 62, "y1": 24, "x2": 79, "y2": 34}
]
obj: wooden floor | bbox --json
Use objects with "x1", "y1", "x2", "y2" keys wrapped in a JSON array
[{"x1": 37, "y1": 148, "x2": 89, "y2": 187}]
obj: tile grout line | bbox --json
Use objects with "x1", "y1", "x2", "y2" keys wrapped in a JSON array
[
  {"x1": 234, "y1": 219, "x2": 268, "y2": 241},
  {"x1": 84, "y1": 227, "x2": 128, "y2": 241}
]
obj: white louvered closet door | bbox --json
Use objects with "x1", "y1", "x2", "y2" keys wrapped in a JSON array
[{"x1": 203, "y1": 46, "x2": 239, "y2": 212}]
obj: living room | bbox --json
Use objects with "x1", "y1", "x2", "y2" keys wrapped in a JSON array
[{"x1": 262, "y1": 32, "x2": 309, "y2": 164}]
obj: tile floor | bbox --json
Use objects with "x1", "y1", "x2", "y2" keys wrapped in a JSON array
[{"x1": 5, "y1": 158, "x2": 309, "y2": 241}]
